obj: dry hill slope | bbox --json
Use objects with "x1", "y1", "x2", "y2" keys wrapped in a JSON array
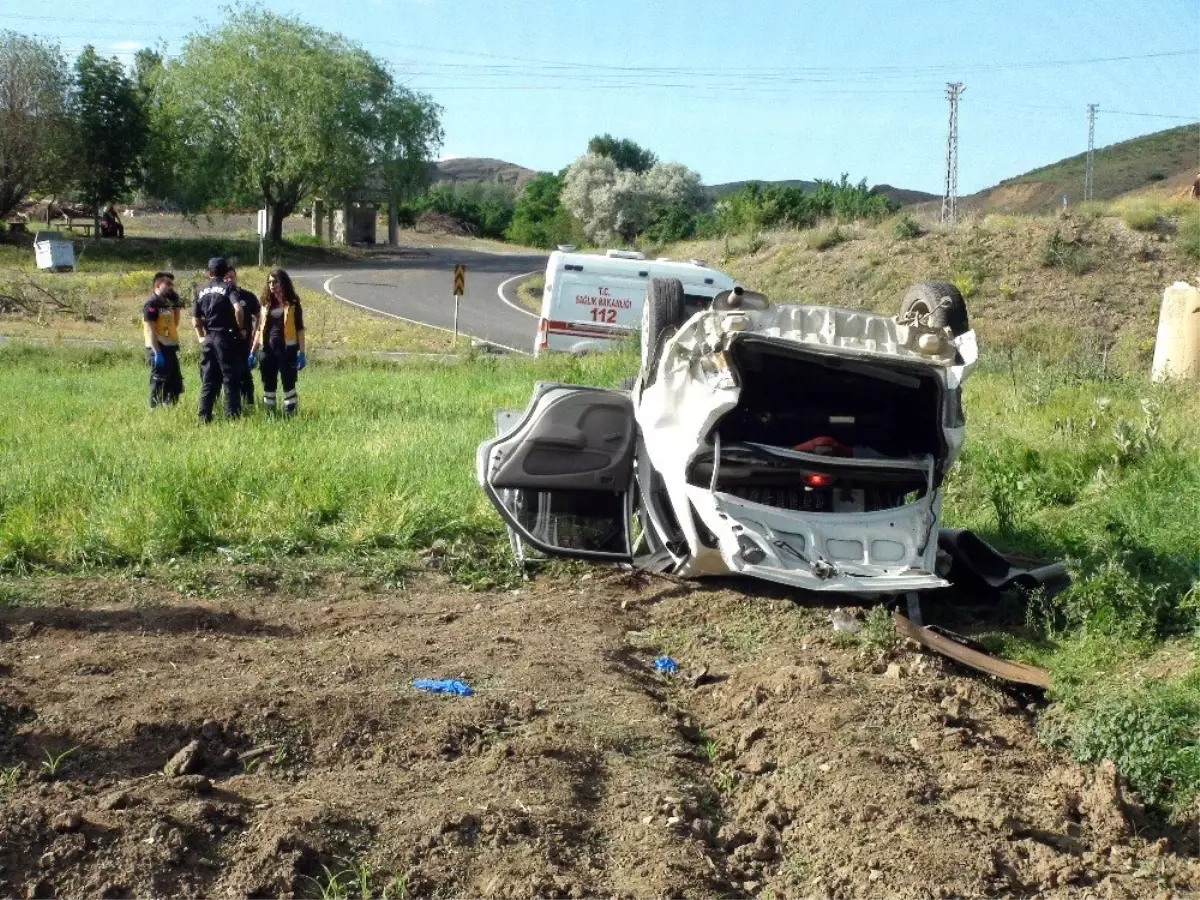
[{"x1": 939, "y1": 124, "x2": 1200, "y2": 216}]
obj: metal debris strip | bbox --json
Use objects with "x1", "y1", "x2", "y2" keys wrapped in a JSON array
[{"x1": 892, "y1": 613, "x2": 1051, "y2": 690}]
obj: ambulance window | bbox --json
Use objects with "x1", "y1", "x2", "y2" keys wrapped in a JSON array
[{"x1": 638, "y1": 270, "x2": 648, "y2": 277}]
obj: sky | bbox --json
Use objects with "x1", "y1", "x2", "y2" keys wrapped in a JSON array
[{"x1": 4, "y1": 0, "x2": 1198, "y2": 194}]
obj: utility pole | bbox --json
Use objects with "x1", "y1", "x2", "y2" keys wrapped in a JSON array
[
  {"x1": 1084, "y1": 103, "x2": 1099, "y2": 202},
  {"x1": 941, "y1": 82, "x2": 965, "y2": 226}
]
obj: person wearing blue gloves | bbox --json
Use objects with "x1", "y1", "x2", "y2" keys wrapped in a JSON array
[
  {"x1": 141, "y1": 271, "x2": 183, "y2": 407},
  {"x1": 253, "y1": 267, "x2": 306, "y2": 416}
]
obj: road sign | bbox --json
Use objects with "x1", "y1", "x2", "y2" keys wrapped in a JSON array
[{"x1": 451, "y1": 263, "x2": 466, "y2": 346}]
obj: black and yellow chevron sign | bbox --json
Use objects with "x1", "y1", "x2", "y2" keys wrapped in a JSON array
[{"x1": 453, "y1": 263, "x2": 466, "y2": 296}]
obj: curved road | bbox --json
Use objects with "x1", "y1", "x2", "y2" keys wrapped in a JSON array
[{"x1": 293, "y1": 246, "x2": 545, "y2": 354}]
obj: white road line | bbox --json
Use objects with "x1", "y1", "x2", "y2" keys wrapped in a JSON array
[
  {"x1": 496, "y1": 270, "x2": 541, "y2": 319},
  {"x1": 321, "y1": 274, "x2": 530, "y2": 356}
]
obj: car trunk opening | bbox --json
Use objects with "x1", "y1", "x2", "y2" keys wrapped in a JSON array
[{"x1": 688, "y1": 336, "x2": 948, "y2": 513}]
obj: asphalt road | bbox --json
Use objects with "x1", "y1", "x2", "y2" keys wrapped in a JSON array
[{"x1": 292, "y1": 246, "x2": 546, "y2": 354}]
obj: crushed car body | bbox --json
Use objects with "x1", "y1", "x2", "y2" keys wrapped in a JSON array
[{"x1": 477, "y1": 278, "x2": 987, "y2": 597}]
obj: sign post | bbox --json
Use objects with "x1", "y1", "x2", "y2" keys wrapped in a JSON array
[
  {"x1": 452, "y1": 263, "x2": 466, "y2": 346},
  {"x1": 257, "y1": 209, "x2": 268, "y2": 267}
]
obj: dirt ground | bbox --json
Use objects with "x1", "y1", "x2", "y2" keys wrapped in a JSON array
[{"x1": 1, "y1": 567, "x2": 1196, "y2": 900}]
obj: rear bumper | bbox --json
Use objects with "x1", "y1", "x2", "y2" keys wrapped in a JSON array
[{"x1": 678, "y1": 485, "x2": 948, "y2": 593}]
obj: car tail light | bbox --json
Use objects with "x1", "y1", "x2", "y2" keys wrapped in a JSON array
[
  {"x1": 536, "y1": 318, "x2": 548, "y2": 351},
  {"x1": 804, "y1": 473, "x2": 831, "y2": 488}
]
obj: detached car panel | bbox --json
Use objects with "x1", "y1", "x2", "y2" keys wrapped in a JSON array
[{"x1": 477, "y1": 384, "x2": 636, "y2": 562}]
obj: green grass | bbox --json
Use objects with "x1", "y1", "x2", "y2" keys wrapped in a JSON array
[
  {"x1": 516, "y1": 273, "x2": 545, "y2": 313},
  {"x1": 0, "y1": 346, "x2": 635, "y2": 572},
  {"x1": 1181, "y1": 212, "x2": 1200, "y2": 260},
  {"x1": 0, "y1": 233, "x2": 352, "y2": 274}
]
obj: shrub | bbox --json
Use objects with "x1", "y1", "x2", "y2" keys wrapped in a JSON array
[
  {"x1": 952, "y1": 271, "x2": 976, "y2": 299},
  {"x1": 1041, "y1": 229, "x2": 1093, "y2": 275},
  {"x1": 1116, "y1": 199, "x2": 1161, "y2": 232},
  {"x1": 891, "y1": 214, "x2": 921, "y2": 239},
  {"x1": 806, "y1": 225, "x2": 846, "y2": 252}
]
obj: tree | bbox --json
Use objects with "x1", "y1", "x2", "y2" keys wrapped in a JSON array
[
  {"x1": 0, "y1": 32, "x2": 72, "y2": 221},
  {"x1": 562, "y1": 152, "x2": 704, "y2": 244},
  {"x1": 587, "y1": 134, "x2": 657, "y2": 174},
  {"x1": 72, "y1": 46, "x2": 148, "y2": 225},
  {"x1": 643, "y1": 162, "x2": 704, "y2": 211},
  {"x1": 160, "y1": 9, "x2": 441, "y2": 242},
  {"x1": 506, "y1": 172, "x2": 579, "y2": 248},
  {"x1": 375, "y1": 89, "x2": 443, "y2": 244}
]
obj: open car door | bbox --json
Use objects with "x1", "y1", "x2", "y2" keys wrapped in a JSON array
[{"x1": 477, "y1": 384, "x2": 636, "y2": 563}]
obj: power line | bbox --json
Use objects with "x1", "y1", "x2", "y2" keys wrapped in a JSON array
[{"x1": 942, "y1": 83, "x2": 965, "y2": 226}]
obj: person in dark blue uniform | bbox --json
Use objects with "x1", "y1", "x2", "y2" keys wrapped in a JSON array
[
  {"x1": 141, "y1": 271, "x2": 183, "y2": 407},
  {"x1": 225, "y1": 265, "x2": 261, "y2": 409},
  {"x1": 191, "y1": 256, "x2": 246, "y2": 422}
]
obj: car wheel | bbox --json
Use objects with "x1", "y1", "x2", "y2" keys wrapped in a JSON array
[
  {"x1": 900, "y1": 280, "x2": 970, "y2": 336},
  {"x1": 640, "y1": 277, "x2": 686, "y2": 386}
]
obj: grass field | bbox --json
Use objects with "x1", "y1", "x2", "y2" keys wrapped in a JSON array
[{"x1": 1, "y1": 342, "x2": 1196, "y2": 815}]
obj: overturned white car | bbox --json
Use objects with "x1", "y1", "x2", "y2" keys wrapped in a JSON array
[{"x1": 477, "y1": 278, "x2": 978, "y2": 596}]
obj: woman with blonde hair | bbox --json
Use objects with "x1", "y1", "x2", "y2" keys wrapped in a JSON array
[{"x1": 251, "y1": 267, "x2": 306, "y2": 415}]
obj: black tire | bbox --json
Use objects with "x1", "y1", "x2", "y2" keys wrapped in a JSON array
[
  {"x1": 641, "y1": 277, "x2": 686, "y2": 386},
  {"x1": 900, "y1": 280, "x2": 970, "y2": 336}
]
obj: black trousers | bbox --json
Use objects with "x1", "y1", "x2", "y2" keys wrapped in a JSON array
[
  {"x1": 145, "y1": 345, "x2": 183, "y2": 407},
  {"x1": 260, "y1": 344, "x2": 299, "y2": 414},
  {"x1": 238, "y1": 332, "x2": 255, "y2": 408},
  {"x1": 198, "y1": 332, "x2": 246, "y2": 421}
]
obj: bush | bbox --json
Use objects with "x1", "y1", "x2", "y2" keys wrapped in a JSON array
[
  {"x1": 1115, "y1": 199, "x2": 1161, "y2": 232},
  {"x1": 891, "y1": 214, "x2": 921, "y2": 239},
  {"x1": 1041, "y1": 229, "x2": 1093, "y2": 275},
  {"x1": 805, "y1": 225, "x2": 846, "y2": 252}
]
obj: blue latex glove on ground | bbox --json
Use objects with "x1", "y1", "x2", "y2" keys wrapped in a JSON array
[
  {"x1": 247, "y1": 352, "x2": 256, "y2": 369},
  {"x1": 296, "y1": 351, "x2": 307, "y2": 371},
  {"x1": 153, "y1": 350, "x2": 164, "y2": 369}
]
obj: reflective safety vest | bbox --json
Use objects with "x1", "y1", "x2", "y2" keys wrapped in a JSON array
[{"x1": 259, "y1": 301, "x2": 300, "y2": 347}]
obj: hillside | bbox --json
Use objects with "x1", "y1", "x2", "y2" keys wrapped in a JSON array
[
  {"x1": 706, "y1": 179, "x2": 939, "y2": 206},
  {"x1": 952, "y1": 124, "x2": 1199, "y2": 215},
  {"x1": 666, "y1": 207, "x2": 1198, "y2": 370},
  {"x1": 430, "y1": 157, "x2": 537, "y2": 188}
]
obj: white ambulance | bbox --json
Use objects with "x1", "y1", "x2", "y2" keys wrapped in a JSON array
[{"x1": 533, "y1": 249, "x2": 738, "y2": 356}]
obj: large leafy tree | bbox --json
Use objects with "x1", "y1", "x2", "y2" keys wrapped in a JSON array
[
  {"x1": 0, "y1": 32, "x2": 72, "y2": 221},
  {"x1": 587, "y1": 134, "x2": 657, "y2": 174},
  {"x1": 160, "y1": 9, "x2": 441, "y2": 242},
  {"x1": 562, "y1": 152, "x2": 704, "y2": 244},
  {"x1": 72, "y1": 46, "x2": 148, "y2": 224}
]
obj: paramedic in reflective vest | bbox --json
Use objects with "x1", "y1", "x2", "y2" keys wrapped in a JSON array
[
  {"x1": 192, "y1": 256, "x2": 246, "y2": 421},
  {"x1": 253, "y1": 267, "x2": 306, "y2": 415},
  {"x1": 142, "y1": 271, "x2": 183, "y2": 407},
  {"x1": 225, "y1": 265, "x2": 261, "y2": 409}
]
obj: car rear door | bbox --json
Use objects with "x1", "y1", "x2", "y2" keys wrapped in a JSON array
[{"x1": 477, "y1": 383, "x2": 635, "y2": 561}]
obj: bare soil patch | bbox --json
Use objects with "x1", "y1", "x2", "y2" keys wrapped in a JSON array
[{"x1": 1, "y1": 570, "x2": 1196, "y2": 899}]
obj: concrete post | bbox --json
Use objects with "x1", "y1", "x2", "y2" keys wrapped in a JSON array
[
  {"x1": 1151, "y1": 282, "x2": 1200, "y2": 382},
  {"x1": 312, "y1": 200, "x2": 325, "y2": 241},
  {"x1": 326, "y1": 206, "x2": 335, "y2": 244},
  {"x1": 388, "y1": 198, "x2": 398, "y2": 246}
]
